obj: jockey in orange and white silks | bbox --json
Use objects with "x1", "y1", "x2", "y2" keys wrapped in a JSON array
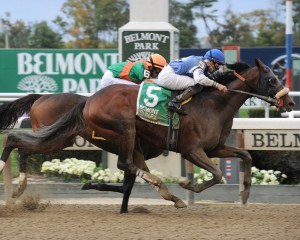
[
  {"x1": 100, "y1": 54, "x2": 167, "y2": 89},
  {"x1": 155, "y1": 49, "x2": 227, "y2": 115}
]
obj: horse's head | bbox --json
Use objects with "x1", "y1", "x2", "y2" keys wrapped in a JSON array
[{"x1": 250, "y1": 58, "x2": 295, "y2": 112}]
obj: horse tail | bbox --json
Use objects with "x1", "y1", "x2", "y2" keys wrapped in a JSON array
[
  {"x1": 0, "y1": 94, "x2": 42, "y2": 131},
  {"x1": 15, "y1": 99, "x2": 87, "y2": 146}
]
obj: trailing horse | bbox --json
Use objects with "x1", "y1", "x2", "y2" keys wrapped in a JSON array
[
  {"x1": 0, "y1": 93, "x2": 166, "y2": 213},
  {"x1": 3, "y1": 59, "x2": 294, "y2": 207}
]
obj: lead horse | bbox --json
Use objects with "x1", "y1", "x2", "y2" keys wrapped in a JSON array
[{"x1": 4, "y1": 59, "x2": 295, "y2": 206}]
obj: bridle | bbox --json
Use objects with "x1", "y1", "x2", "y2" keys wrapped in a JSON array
[{"x1": 228, "y1": 69, "x2": 289, "y2": 107}]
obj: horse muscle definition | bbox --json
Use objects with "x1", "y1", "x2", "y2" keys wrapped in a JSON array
[
  {"x1": 0, "y1": 93, "x2": 167, "y2": 213},
  {"x1": 1, "y1": 59, "x2": 295, "y2": 210}
]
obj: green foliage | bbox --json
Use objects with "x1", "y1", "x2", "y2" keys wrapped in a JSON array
[
  {"x1": 29, "y1": 21, "x2": 63, "y2": 48},
  {"x1": 60, "y1": 0, "x2": 129, "y2": 48},
  {"x1": 0, "y1": 1, "x2": 294, "y2": 48},
  {"x1": 248, "y1": 108, "x2": 282, "y2": 118},
  {"x1": 169, "y1": 0, "x2": 200, "y2": 48}
]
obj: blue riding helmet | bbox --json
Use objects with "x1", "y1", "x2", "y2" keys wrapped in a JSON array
[{"x1": 204, "y1": 49, "x2": 225, "y2": 65}]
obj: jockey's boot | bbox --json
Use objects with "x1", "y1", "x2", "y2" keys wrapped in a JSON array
[{"x1": 168, "y1": 84, "x2": 203, "y2": 115}]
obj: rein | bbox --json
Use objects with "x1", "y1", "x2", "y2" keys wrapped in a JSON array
[
  {"x1": 229, "y1": 71, "x2": 287, "y2": 106},
  {"x1": 228, "y1": 89, "x2": 278, "y2": 105}
]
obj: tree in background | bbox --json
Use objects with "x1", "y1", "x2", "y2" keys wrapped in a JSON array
[
  {"x1": 1, "y1": 15, "x2": 62, "y2": 48},
  {"x1": 169, "y1": 0, "x2": 199, "y2": 48},
  {"x1": 55, "y1": 0, "x2": 129, "y2": 48},
  {"x1": 211, "y1": 8, "x2": 254, "y2": 47},
  {"x1": 29, "y1": 21, "x2": 63, "y2": 48},
  {"x1": 6, "y1": 20, "x2": 31, "y2": 48},
  {"x1": 188, "y1": 0, "x2": 218, "y2": 46},
  {"x1": 0, "y1": 0, "x2": 293, "y2": 49}
]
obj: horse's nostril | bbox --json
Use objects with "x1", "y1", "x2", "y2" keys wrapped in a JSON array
[{"x1": 288, "y1": 102, "x2": 295, "y2": 109}]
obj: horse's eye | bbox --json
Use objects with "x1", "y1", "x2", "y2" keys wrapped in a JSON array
[{"x1": 269, "y1": 78, "x2": 277, "y2": 87}]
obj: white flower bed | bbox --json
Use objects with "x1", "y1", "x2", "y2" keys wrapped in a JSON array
[{"x1": 41, "y1": 159, "x2": 287, "y2": 185}]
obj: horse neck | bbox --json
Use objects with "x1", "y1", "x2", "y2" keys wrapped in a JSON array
[{"x1": 225, "y1": 75, "x2": 255, "y2": 112}]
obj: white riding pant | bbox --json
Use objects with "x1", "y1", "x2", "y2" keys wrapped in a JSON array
[
  {"x1": 100, "y1": 70, "x2": 138, "y2": 89},
  {"x1": 155, "y1": 65, "x2": 197, "y2": 90}
]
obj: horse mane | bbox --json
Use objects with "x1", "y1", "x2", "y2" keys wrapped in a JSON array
[{"x1": 215, "y1": 61, "x2": 250, "y2": 85}]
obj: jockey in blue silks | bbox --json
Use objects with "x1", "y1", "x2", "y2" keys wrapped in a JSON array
[{"x1": 156, "y1": 49, "x2": 227, "y2": 115}]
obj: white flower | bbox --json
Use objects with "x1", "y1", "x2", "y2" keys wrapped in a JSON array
[
  {"x1": 270, "y1": 174, "x2": 277, "y2": 181},
  {"x1": 118, "y1": 174, "x2": 124, "y2": 182},
  {"x1": 274, "y1": 170, "x2": 281, "y2": 175},
  {"x1": 111, "y1": 176, "x2": 119, "y2": 183},
  {"x1": 197, "y1": 178, "x2": 203, "y2": 184},
  {"x1": 281, "y1": 174, "x2": 287, "y2": 178},
  {"x1": 103, "y1": 176, "x2": 110, "y2": 183}
]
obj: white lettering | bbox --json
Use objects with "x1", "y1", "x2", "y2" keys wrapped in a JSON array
[
  {"x1": 17, "y1": 52, "x2": 118, "y2": 75},
  {"x1": 77, "y1": 78, "x2": 89, "y2": 92},
  {"x1": 75, "y1": 53, "x2": 92, "y2": 75},
  {"x1": 18, "y1": 53, "x2": 33, "y2": 74},
  {"x1": 124, "y1": 33, "x2": 170, "y2": 44},
  {"x1": 89, "y1": 78, "x2": 102, "y2": 92},
  {"x1": 63, "y1": 78, "x2": 78, "y2": 92},
  {"x1": 56, "y1": 53, "x2": 75, "y2": 74},
  {"x1": 33, "y1": 53, "x2": 46, "y2": 74},
  {"x1": 62, "y1": 78, "x2": 101, "y2": 93}
]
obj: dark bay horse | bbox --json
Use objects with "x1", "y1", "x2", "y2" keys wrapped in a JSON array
[
  {"x1": 5, "y1": 59, "x2": 295, "y2": 206},
  {"x1": 0, "y1": 93, "x2": 168, "y2": 213}
]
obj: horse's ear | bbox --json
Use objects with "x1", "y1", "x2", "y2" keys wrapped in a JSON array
[{"x1": 255, "y1": 58, "x2": 268, "y2": 72}]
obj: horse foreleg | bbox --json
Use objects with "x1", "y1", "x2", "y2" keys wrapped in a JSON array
[
  {"x1": 136, "y1": 169, "x2": 186, "y2": 208},
  {"x1": 180, "y1": 148, "x2": 223, "y2": 193},
  {"x1": 209, "y1": 145, "x2": 252, "y2": 204}
]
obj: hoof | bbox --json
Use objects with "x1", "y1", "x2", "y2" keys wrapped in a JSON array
[
  {"x1": 81, "y1": 181, "x2": 92, "y2": 190},
  {"x1": 174, "y1": 199, "x2": 187, "y2": 209},
  {"x1": 12, "y1": 189, "x2": 24, "y2": 199},
  {"x1": 240, "y1": 191, "x2": 249, "y2": 205}
]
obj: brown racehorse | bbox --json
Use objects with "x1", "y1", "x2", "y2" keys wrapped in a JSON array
[
  {"x1": 0, "y1": 93, "x2": 167, "y2": 213},
  {"x1": 4, "y1": 59, "x2": 295, "y2": 206}
]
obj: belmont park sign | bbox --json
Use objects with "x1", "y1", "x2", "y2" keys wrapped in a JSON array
[{"x1": 0, "y1": 49, "x2": 118, "y2": 93}]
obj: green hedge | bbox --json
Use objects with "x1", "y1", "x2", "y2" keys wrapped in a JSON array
[{"x1": 248, "y1": 108, "x2": 282, "y2": 118}]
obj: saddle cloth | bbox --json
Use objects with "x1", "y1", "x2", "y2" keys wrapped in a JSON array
[{"x1": 136, "y1": 82, "x2": 179, "y2": 129}]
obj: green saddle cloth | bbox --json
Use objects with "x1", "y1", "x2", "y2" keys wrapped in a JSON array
[{"x1": 136, "y1": 82, "x2": 179, "y2": 129}]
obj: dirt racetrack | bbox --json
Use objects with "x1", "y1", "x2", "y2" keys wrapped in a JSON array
[{"x1": 0, "y1": 198, "x2": 299, "y2": 240}]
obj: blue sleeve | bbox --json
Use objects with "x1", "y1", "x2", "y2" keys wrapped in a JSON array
[{"x1": 169, "y1": 56, "x2": 202, "y2": 76}]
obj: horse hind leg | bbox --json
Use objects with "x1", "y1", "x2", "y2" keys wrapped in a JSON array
[
  {"x1": 0, "y1": 133, "x2": 19, "y2": 174},
  {"x1": 11, "y1": 149, "x2": 28, "y2": 198}
]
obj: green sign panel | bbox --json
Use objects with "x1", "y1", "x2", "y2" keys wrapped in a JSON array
[
  {"x1": 0, "y1": 49, "x2": 118, "y2": 93},
  {"x1": 122, "y1": 31, "x2": 171, "y2": 62}
]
